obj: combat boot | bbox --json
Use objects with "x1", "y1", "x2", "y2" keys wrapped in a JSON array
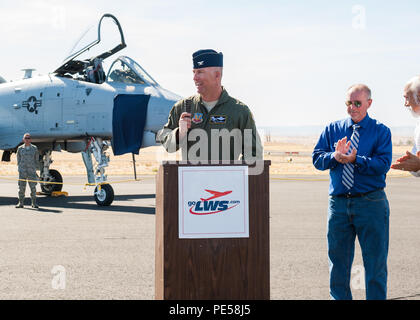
[
  {"x1": 15, "y1": 198, "x2": 24, "y2": 208},
  {"x1": 31, "y1": 198, "x2": 39, "y2": 209}
]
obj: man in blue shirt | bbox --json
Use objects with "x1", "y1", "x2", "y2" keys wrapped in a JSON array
[{"x1": 313, "y1": 84, "x2": 392, "y2": 300}]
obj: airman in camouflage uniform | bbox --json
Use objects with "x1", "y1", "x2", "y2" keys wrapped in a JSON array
[
  {"x1": 16, "y1": 133, "x2": 39, "y2": 208},
  {"x1": 157, "y1": 49, "x2": 262, "y2": 161}
]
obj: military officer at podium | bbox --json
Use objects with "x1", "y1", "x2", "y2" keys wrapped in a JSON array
[{"x1": 157, "y1": 49, "x2": 262, "y2": 162}]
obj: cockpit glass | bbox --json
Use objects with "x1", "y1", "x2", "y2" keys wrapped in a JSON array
[
  {"x1": 106, "y1": 57, "x2": 158, "y2": 86},
  {"x1": 129, "y1": 59, "x2": 157, "y2": 86},
  {"x1": 65, "y1": 24, "x2": 96, "y2": 62},
  {"x1": 107, "y1": 60, "x2": 145, "y2": 84},
  {"x1": 63, "y1": 15, "x2": 124, "y2": 64}
]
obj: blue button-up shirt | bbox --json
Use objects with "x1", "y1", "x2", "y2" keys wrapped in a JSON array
[{"x1": 312, "y1": 113, "x2": 392, "y2": 196}]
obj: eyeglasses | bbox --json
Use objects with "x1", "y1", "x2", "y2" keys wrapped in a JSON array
[
  {"x1": 345, "y1": 100, "x2": 363, "y2": 108},
  {"x1": 24, "y1": 137, "x2": 31, "y2": 140}
]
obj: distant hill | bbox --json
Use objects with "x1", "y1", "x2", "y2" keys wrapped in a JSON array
[{"x1": 258, "y1": 126, "x2": 415, "y2": 137}]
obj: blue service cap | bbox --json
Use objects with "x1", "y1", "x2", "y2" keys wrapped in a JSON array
[{"x1": 192, "y1": 49, "x2": 223, "y2": 69}]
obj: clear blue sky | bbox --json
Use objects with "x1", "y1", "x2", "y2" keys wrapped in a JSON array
[{"x1": 1, "y1": 0, "x2": 420, "y2": 127}]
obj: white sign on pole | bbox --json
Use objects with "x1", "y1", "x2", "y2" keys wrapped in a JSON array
[{"x1": 178, "y1": 166, "x2": 249, "y2": 239}]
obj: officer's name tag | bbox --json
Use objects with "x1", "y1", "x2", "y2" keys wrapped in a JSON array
[{"x1": 210, "y1": 115, "x2": 227, "y2": 124}]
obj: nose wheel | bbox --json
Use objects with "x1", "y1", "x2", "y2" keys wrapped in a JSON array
[
  {"x1": 87, "y1": 137, "x2": 114, "y2": 206},
  {"x1": 94, "y1": 184, "x2": 114, "y2": 206}
]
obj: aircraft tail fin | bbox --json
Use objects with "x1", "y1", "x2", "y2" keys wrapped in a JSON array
[{"x1": 0, "y1": 75, "x2": 6, "y2": 84}]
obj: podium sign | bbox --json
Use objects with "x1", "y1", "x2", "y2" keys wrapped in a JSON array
[
  {"x1": 155, "y1": 161, "x2": 270, "y2": 300},
  {"x1": 178, "y1": 166, "x2": 249, "y2": 239}
]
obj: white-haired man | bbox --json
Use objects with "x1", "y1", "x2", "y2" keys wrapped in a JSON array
[{"x1": 391, "y1": 76, "x2": 420, "y2": 174}]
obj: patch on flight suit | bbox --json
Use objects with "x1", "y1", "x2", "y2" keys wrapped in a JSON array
[
  {"x1": 210, "y1": 115, "x2": 227, "y2": 124},
  {"x1": 192, "y1": 113, "x2": 203, "y2": 124}
]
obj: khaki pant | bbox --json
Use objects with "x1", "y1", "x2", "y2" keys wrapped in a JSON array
[{"x1": 18, "y1": 171, "x2": 38, "y2": 201}]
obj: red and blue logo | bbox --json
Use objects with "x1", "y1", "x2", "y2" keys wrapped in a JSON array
[
  {"x1": 192, "y1": 113, "x2": 203, "y2": 124},
  {"x1": 188, "y1": 189, "x2": 240, "y2": 215}
]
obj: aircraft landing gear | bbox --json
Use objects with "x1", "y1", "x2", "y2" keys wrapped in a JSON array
[
  {"x1": 94, "y1": 184, "x2": 114, "y2": 206},
  {"x1": 41, "y1": 169, "x2": 63, "y2": 194},
  {"x1": 40, "y1": 151, "x2": 63, "y2": 194},
  {"x1": 88, "y1": 137, "x2": 114, "y2": 206}
]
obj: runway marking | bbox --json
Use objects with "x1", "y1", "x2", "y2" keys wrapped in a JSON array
[
  {"x1": 0, "y1": 176, "x2": 142, "y2": 189},
  {"x1": 0, "y1": 174, "x2": 411, "y2": 185}
]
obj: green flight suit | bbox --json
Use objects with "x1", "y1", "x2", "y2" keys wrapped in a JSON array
[
  {"x1": 16, "y1": 144, "x2": 39, "y2": 204},
  {"x1": 157, "y1": 88, "x2": 262, "y2": 161}
]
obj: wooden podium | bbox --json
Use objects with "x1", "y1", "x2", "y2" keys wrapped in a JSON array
[{"x1": 155, "y1": 161, "x2": 270, "y2": 300}]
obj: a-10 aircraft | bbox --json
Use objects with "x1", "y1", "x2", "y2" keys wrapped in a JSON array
[{"x1": 0, "y1": 14, "x2": 180, "y2": 206}]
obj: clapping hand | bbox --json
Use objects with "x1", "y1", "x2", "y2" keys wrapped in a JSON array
[
  {"x1": 334, "y1": 137, "x2": 357, "y2": 164},
  {"x1": 391, "y1": 151, "x2": 420, "y2": 172}
]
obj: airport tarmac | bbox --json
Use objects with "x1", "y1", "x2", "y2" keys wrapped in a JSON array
[{"x1": 0, "y1": 174, "x2": 419, "y2": 300}]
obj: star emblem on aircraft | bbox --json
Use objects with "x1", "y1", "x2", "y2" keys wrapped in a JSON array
[{"x1": 22, "y1": 96, "x2": 42, "y2": 114}]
